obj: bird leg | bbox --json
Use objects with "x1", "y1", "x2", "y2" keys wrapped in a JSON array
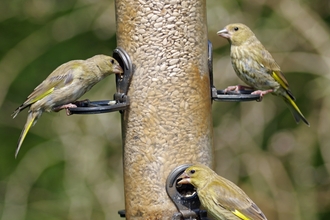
[
  {"x1": 53, "y1": 103, "x2": 78, "y2": 116},
  {"x1": 224, "y1": 85, "x2": 254, "y2": 93},
  {"x1": 251, "y1": 89, "x2": 273, "y2": 101}
]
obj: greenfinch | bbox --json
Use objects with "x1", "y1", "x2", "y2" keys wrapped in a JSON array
[
  {"x1": 12, "y1": 55, "x2": 123, "y2": 157},
  {"x1": 178, "y1": 164, "x2": 267, "y2": 220},
  {"x1": 217, "y1": 23, "x2": 309, "y2": 126}
]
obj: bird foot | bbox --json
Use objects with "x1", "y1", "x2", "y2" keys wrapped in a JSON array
[
  {"x1": 251, "y1": 89, "x2": 273, "y2": 101},
  {"x1": 73, "y1": 99, "x2": 90, "y2": 107},
  {"x1": 224, "y1": 85, "x2": 254, "y2": 93},
  {"x1": 53, "y1": 103, "x2": 78, "y2": 116}
]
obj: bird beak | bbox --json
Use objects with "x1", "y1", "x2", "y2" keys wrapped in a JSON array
[
  {"x1": 113, "y1": 64, "x2": 124, "y2": 74},
  {"x1": 177, "y1": 172, "x2": 191, "y2": 185},
  {"x1": 217, "y1": 28, "x2": 230, "y2": 39}
]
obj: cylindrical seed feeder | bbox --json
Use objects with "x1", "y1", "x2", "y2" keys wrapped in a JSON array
[{"x1": 115, "y1": 0, "x2": 212, "y2": 218}]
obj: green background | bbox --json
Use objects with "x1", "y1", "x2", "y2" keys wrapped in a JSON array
[{"x1": 0, "y1": 0, "x2": 328, "y2": 219}]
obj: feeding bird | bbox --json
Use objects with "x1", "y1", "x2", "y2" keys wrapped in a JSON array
[
  {"x1": 178, "y1": 164, "x2": 267, "y2": 220},
  {"x1": 12, "y1": 54, "x2": 123, "y2": 157}
]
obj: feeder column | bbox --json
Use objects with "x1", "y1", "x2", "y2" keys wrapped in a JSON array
[{"x1": 115, "y1": 0, "x2": 213, "y2": 218}]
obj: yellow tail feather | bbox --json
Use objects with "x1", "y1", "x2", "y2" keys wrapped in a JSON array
[
  {"x1": 16, "y1": 112, "x2": 38, "y2": 158},
  {"x1": 283, "y1": 94, "x2": 309, "y2": 126}
]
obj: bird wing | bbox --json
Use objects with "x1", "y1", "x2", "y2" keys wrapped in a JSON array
[
  {"x1": 258, "y1": 48, "x2": 297, "y2": 100},
  {"x1": 208, "y1": 179, "x2": 267, "y2": 220},
  {"x1": 271, "y1": 70, "x2": 289, "y2": 91},
  {"x1": 258, "y1": 48, "x2": 290, "y2": 89},
  {"x1": 23, "y1": 62, "x2": 80, "y2": 107}
]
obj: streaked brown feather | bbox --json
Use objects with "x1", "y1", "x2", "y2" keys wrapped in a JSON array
[{"x1": 220, "y1": 23, "x2": 309, "y2": 125}]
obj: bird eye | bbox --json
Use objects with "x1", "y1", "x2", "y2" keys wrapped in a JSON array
[
  {"x1": 190, "y1": 170, "x2": 195, "y2": 174},
  {"x1": 110, "y1": 59, "x2": 115, "y2": 64},
  {"x1": 234, "y1": 27, "x2": 239, "y2": 31}
]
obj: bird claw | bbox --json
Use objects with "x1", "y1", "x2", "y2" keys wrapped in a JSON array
[
  {"x1": 224, "y1": 85, "x2": 254, "y2": 93},
  {"x1": 224, "y1": 85, "x2": 239, "y2": 93},
  {"x1": 65, "y1": 109, "x2": 72, "y2": 116},
  {"x1": 251, "y1": 89, "x2": 273, "y2": 102},
  {"x1": 53, "y1": 103, "x2": 78, "y2": 115},
  {"x1": 223, "y1": 86, "x2": 273, "y2": 102},
  {"x1": 251, "y1": 89, "x2": 273, "y2": 96}
]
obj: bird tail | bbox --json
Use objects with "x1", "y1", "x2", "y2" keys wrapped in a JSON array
[
  {"x1": 12, "y1": 106, "x2": 22, "y2": 118},
  {"x1": 12, "y1": 103, "x2": 30, "y2": 118},
  {"x1": 16, "y1": 111, "x2": 40, "y2": 158},
  {"x1": 282, "y1": 93, "x2": 309, "y2": 126}
]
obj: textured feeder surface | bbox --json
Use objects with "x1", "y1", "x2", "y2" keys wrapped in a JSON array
[{"x1": 115, "y1": 0, "x2": 212, "y2": 218}]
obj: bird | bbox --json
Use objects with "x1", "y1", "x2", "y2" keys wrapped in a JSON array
[
  {"x1": 12, "y1": 54, "x2": 123, "y2": 157},
  {"x1": 178, "y1": 164, "x2": 267, "y2": 220},
  {"x1": 217, "y1": 23, "x2": 309, "y2": 126}
]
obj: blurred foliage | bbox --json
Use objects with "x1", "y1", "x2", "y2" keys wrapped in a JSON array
[
  {"x1": 0, "y1": 0, "x2": 329, "y2": 219},
  {"x1": 209, "y1": 0, "x2": 330, "y2": 220}
]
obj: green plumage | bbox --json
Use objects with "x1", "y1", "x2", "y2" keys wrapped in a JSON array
[
  {"x1": 217, "y1": 23, "x2": 309, "y2": 126},
  {"x1": 178, "y1": 164, "x2": 267, "y2": 220},
  {"x1": 12, "y1": 55, "x2": 123, "y2": 157}
]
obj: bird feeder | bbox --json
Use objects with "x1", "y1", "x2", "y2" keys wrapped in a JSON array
[
  {"x1": 115, "y1": 0, "x2": 213, "y2": 218},
  {"x1": 68, "y1": 0, "x2": 260, "y2": 218}
]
